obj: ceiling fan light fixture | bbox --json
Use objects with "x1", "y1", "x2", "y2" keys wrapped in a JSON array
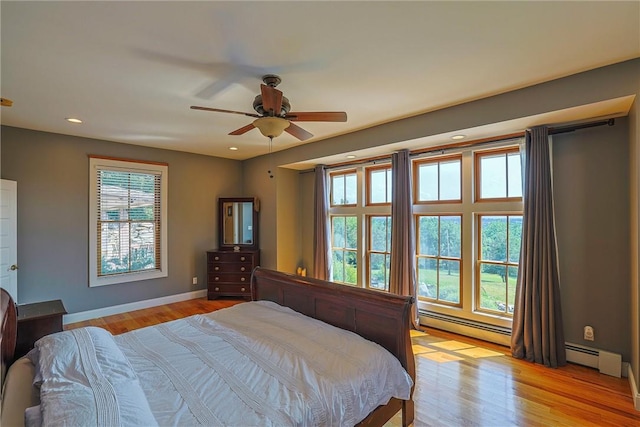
[{"x1": 253, "y1": 117, "x2": 290, "y2": 138}]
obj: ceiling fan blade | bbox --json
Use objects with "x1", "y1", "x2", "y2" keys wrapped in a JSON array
[
  {"x1": 229, "y1": 123, "x2": 256, "y2": 136},
  {"x1": 190, "y1": 105, "x2": 260, "y2": 118},
  {"x1": 285, "y1": 122, "x2": 314, "y2": 141},
  {"x1": 284, "y1": 111, "x2": 347, "y2": 122},
  {"x1": 260, "y1": 84, "x2": 283, "y2": 116}
]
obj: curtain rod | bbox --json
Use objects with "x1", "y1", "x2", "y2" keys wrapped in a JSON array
[
  {"x1": 304, "y1": 117, "x2": 616, "y2": 172},
  {"x1": 548, "y1": 118, "x2": 615, "y2": 135}
]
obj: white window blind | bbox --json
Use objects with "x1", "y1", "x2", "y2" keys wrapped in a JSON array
[{"x1": 89, "y1": 157, "x2": 168, "y2": 287}]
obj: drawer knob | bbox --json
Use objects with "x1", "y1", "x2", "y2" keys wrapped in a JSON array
[
  {"x1": 241, "y1": 287, "x2": 246, "y2": 292},
  {"x1": 214, "y1": 266, "x2": 219, "y2": 271},
  {"x1": 214, "y1": 277, "x2": 219, "y2": 281},
  {"x1": 240, "y1": 256, "x2": 246, "y2": 261},
  {"x1": 240, "y1": 267, "x2": 245, "y2": 272},
  {"x1": 240, "y1": 277, "x2": 245, "y2": 282},
  {"x1": 214, "y1": 256, "x2": 220, "y2": 261},
  {"x1": 214, "y1": 287, "x2": 220, "y2": 291}
]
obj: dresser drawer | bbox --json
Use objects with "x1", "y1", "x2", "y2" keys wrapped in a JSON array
[
  {"x1": 208, "y1": 284, "x2": 250, "y2": 296},
  {"x1": 208, "y1": 252, "x2": 254, "y2": 263},
  {"x1": 208, "y1": 272, "x2": 251, "y2": 284},
  {"x1": 208, "y1": 262, "x2": 253, "y2": 274}
]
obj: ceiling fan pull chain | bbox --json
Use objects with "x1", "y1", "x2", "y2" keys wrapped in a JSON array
[{"x1": 268, "y1": 136, "x2": 274, "y2": 179}]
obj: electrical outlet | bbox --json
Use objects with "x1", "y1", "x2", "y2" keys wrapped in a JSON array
[
  {"x1": 192, "y1": 276, "x2": 198, "y2": 285},
  {"x1": 584, "y1": 325, "x2": 594, "y2": 341}
]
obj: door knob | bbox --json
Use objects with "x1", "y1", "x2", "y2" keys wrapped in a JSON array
[{"x1": 8, "y1": 264, "x2": 18, "y2": 271}]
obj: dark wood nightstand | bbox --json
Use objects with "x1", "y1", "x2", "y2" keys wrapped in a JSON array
[{"x1": 15, "y1": 299, "x2": 67, "y2": 359}]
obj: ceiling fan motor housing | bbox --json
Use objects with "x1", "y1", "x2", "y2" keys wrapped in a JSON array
[{"x1": 253, "y1": 95, "x2": 290, "y2": 117}]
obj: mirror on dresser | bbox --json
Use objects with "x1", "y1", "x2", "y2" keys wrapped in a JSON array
[
  {"x1": 218, "y1": 197, "x2": 259, "y2": 251},
  {"x1": 208, "y1": 197, "x2": 260, "y2": 300}
]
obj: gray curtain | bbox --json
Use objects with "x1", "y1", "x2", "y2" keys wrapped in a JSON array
[
  {"x1": 511, "y1": 126, "x2": 566, "y2": 368},
  {"x1": 389, "y1": 150, "x2": 419, "y2": 328},
  {"x1": 313, "y1": 165, "x2": 330, "y2": 280}
]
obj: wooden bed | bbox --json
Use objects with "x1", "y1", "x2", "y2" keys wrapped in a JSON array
[{"x1": 0, "y1": 268, "x2": 415, "y2": 426}]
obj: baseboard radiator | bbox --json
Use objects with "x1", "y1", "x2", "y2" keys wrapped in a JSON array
[
  {"x1": 565, "y1": 342, "x2": 624, "y2": 377},
  {"x1": 419, "y1": 311, "x2": 623, "y2": 377}
]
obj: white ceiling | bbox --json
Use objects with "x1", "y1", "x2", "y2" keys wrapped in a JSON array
[{"x1": 1, "y1": 1, "x2": 639, "y2": 162}]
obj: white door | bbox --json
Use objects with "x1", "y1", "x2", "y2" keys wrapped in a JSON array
[{"x1": 0, "y1": 179, "x2": 18, "y2": 301}]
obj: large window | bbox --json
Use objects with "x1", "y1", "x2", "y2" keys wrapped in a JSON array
[
  {"x1": 326, "y1": 140, "x2": 523, "y2": 328},
  {"x1": 89, "y1": 157, "x2": 168, "y2": 287},
  {"x1": 328, "y1": 167, "x2": 392, "y2": 288}
]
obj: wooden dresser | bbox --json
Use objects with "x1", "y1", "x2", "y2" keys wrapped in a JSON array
[{"x1": 207, "y1": 250, "x2": 260, "y2": 299}]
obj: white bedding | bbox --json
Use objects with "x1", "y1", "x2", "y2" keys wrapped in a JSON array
[{"x1": 30, "y1": 300, "x2": 413, "y2": 427}]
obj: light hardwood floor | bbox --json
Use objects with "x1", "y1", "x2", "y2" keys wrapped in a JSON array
[{"x1": 65, "y1": 297, "x2": 640, "y2": 427}]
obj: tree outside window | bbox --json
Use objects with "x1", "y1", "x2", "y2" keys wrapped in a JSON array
[
  {"x1": 331, "y1": 216, "x2": 358, "y2": 284},
  {"x1": 416, "y1": 215, "x2": 462, "y2": 305},
  {"x1": 367, "y1": 215, "x2": 391, "y2": 290},
  {"x1": 477, "y1": 215, "x2": 522, "y2": 314}
]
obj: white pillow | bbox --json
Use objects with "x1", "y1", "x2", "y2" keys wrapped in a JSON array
[{"x1": 33, "y1": 327, "x2": 157, "y2": 427}]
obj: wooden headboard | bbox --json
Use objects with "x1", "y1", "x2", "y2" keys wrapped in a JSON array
[
  {"x1": 250, "y1": 267, "x2": 416, "y2": 426},
  {"x1": 1, "y1": 288, "x2": 17, "y2": 388}
]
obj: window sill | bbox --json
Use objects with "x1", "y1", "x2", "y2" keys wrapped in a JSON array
[{"x1": 89, "y1": 269, "x2": 167, "y2": 287}]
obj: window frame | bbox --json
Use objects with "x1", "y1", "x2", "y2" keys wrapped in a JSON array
[
  {"x1": 365, "y1": 164, "x2": 392, "y2": 206},
  {"x1": 366, "y1": 214, "x2": 392, "y2": 291},
  {"x1": 413, "y1": 154, "x2": 462, "y2": 205},
  {"x1": 329, "y1": 215, "x2": 359, "y2": 285},
  {"x1": 329, "y1": 169, "x2": 358, "y2": 207},
  {"x1": 89, "y1": 156, "x2": 168, "y2": 287},
  {"x1": 475, "y1": 213, "x2": 522, "y2": 316},
  {"x1": 415, "y1": 214, "x2": 463, "y2": 307},
  {"x1": 475, "y1": 147, "x2": 523, "y2": 202}
]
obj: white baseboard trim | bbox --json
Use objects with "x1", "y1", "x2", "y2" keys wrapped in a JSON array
[
  {"x1": 629, "y1": 365, "x2": 640, "y2": 411},
  {"x1": 63, "y1": 289, "x2": 208, "y2": 325}
]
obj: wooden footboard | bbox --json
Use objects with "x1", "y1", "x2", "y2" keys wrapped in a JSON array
[{"x1": 250, "y1": 267, "x2": 416, "y2": 427}]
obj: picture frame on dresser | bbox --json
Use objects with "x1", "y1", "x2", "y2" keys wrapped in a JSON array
[{"x1": 208, "y1": 197, "x2": 260, "y2": 300}]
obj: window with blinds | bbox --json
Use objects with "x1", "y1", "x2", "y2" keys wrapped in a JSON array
[{"x1": 89, "y1": 157, "x2": 168, "y2": 287}]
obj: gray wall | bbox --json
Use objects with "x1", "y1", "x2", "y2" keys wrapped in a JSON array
[
  {"x1": 553, "y1": 121, "x2": 630, "y2": 359},
  {"x1": 1, "y1": 126, "x2": 242, "y2": 312}
]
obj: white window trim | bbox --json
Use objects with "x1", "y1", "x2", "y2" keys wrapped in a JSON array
[{"x1": 89, "y1": 157, "x2": 168, "y2": 287}]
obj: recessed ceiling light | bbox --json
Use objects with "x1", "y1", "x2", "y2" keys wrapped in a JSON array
[
  {"x1": 346, "y1": 155, "x2": 356, "y2": 159},
  {"x1": 229, "y1": 147, "x2": 239, "y2": 151},
  {"x1": 65, "y1": 117, "x2": 82, "y2": 124},
  {"x1": 451, "y1": 134, "x2": 465, "y2": 140}
]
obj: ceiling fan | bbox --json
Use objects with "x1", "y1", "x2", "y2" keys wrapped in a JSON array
[{"x1": 190, "y1": 75, "x2": 347, "y2": 141}]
